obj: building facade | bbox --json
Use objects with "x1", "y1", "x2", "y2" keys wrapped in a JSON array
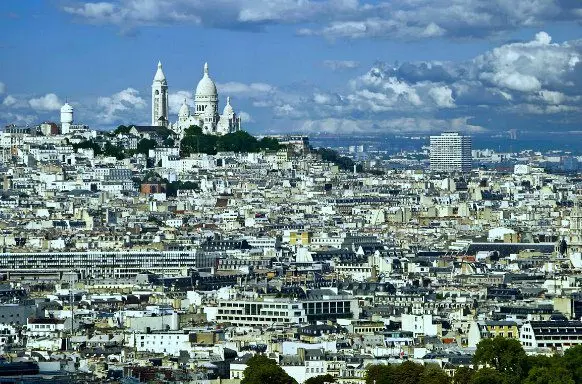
[
  {"x1": 520, "y1": 320, "x2": 582, "y2": 349},
  {"x1": 149, "y1": 61, "x2": 241, "y2": 136},
  {"x1": 429, "y1": 132, "x2": 472, "y2": 173},
  {"x1": 0, "y1": 250, "x2": 216, "y2": 280},
  {"x1": 215, "y1": 292, "x2": 358, "y2": 326}
]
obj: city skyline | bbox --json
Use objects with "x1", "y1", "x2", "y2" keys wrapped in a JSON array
[{"x1": 0, "y1": 0, "x2": 581, "y2": 136}]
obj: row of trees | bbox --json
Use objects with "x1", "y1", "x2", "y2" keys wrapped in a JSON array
[
  {"x1": 180, "y1": 126, "x2": 281, "y2": 156},
  {"x1": 72, "y1": 138, "x2": 158, "y2": 160},
  {"x1": 311, "y1": 147, "x2": 363, "y2": 172},
  {"x1": 240, "y1": 338, "x2": 582, "y2": 384},
  {"x1": 366, "y1": 337, "x2": 582, "y2": 384}
]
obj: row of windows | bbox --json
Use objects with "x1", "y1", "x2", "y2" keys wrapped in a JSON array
[{"x1": 217, "y1": 316, "x2": 297, "y2": 323}]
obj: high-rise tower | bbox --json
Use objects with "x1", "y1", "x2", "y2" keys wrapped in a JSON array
[
  {"x1": 152, "y1": 61, "x2": 169, "y2": 127},
  {"x1": 429, "y1": 132, "x2": 472, "y2": 173}
]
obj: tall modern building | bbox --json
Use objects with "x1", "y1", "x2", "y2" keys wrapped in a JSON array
[{"x1": 429, "y1": 132, "x2": 472, "y2": 173}]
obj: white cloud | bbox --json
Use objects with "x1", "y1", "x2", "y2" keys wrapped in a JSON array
[
  {"x1": 487, "y1": 72, "x2": 542, "y2": 93},
  {"x1": 323, "y1": 60, "x2": 360, "y2": 71},
  {"x1": 217, "y1": 82, "x2": 275, "y2": 96},
  {"x1": 168, "y1": 90, "x2": 193, "y2": 114},
  {"x1": 538, "y1": 90, "x2": 566, "y2": 105},
  {"x1": 63, "y1": 0, "x2": 358, "y2": 29},
  {"x1": 2, "y1": 95, "x2": 17, "y2": 107},
  {"x1": 238, "y1": 111, "x2": 253, "y2": 122},
  {"x1": 274, "y1": 103, "x2": 305, "y2": 118},
  {"x1": 61, "y1": 0, "x2": 582, "y2": 41},
  {"x1": 290, "y1": 116, "x2": 486, "y2": 135},
  {"x1": 97, "y1": 88, "x2": 146, "y2": 124},
  {"x1": 474, "y1": 32, "x2": 580, "y2": 93},
  {"x1": 314, "y1": 93, "x2": 332, "y2": 105},
  {"x1": 296, "y1": 0, "x2": 577, "y2": 40},
  {"x1": 263, "y1": 32, "x2": 582, "y2": 133},
  {"x1": 28, "y1": 93, "x2": 62, "y2": 111},
  {"x1": 428, "y1": 86, "x2": 455, "y2": 108},
  {"x1": 0, "y1": 82, "x2": 5, "y2": 94},
  {"x1": 0, "y1": 112, "x2": 37, "y2": 126},
  {"x1": 422, "y1": 22, "x2": 446, "y2": 38}
]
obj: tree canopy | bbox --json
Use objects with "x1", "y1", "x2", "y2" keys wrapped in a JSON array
[
  {"x1": 241, "y1": 355, "x2": 297, "y2": 384},
  {"x1": 311, "y1": 147, "x2": 363, "y2": 172},
  {"x1": 304, "y1": 374, "x2": 335, "y2": 384},
  {"x1": 180, "y1": 126, "x2": 282, "y2": 156},
  {"x1": 473, "y1": 336, "x2": 528, "y2": 379},
  {"x1": 365, "y1": 361, "x2": 449, "y2": 384}
]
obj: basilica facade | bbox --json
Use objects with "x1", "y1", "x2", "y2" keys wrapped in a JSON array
[{"x1": 151, "y1": 61, "x2": 241, "y2": 137}]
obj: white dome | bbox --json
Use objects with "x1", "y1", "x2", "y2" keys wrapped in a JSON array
[
  {"x1": 179, "y1": 99, "x2": 190, "y2": 117},
  {"x1": 153, "y1": 61, "x2": 167, "y2": 84},
  {"x1": 223, "y1": 96, "x2": 234, "y2": 115},
  {"x1": 61, "y1": 102, "x2": 73, "y2": 113},
  {"x1": 195, "y1": 62, "x2": 217, "y2": 97}
]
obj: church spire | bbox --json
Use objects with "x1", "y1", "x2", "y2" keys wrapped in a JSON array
[
  {"x1": 204, "y1": 62, "x2": 209, "y2": 76},
  {"x1": 153, "y1": 60, "x2": 166, "y2": 83}
]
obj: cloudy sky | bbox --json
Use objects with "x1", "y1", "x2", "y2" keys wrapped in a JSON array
[{"x1": 1, "y1": 0, "x2": 581, "y2": 135}]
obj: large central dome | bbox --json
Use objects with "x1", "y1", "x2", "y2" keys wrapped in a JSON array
[{"x1": 195, "y1": 62, "x2": 217, "y2": 97}]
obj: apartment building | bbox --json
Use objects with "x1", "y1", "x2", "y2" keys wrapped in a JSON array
[
  {"x1": 429, "y1": 132, "x2": 472, "y2": 173},
  {"x1": 520, "y1": 320, "x2": 582, "y2": 349}
]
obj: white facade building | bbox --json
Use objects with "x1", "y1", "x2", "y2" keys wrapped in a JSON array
[
  {"x1": 0, "y1": 250, "x2": 216, "y2": 280},
  {"x1": 520, "y1": 321, "x2": 582, "y2": 349},
  {"x1": 152, "y1": 61, "x2": 169, "y2": 127},
  {"x1": 60, "y1": 102, "x2": 73, "y2": 134},
  {"x1": 429, "y1": 132, "x2": 472, "y2": 173},
  {"x1": 164, "y1": 62, "x2": 241, "y2": 137}
]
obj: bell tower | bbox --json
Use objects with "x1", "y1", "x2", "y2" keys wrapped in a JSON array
[{"x1": 152, "y1": 61, "x2": 169, "y2": 126}]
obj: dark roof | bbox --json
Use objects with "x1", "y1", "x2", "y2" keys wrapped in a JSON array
[
  {"x1": 131, "y1": 125, "x2": 160, "y2": 132},
  {"x1": 466, "y1": 242, "x2": 555, "y2": 257}
]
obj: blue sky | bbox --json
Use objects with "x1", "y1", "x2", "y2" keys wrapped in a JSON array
[{"x1": 1, "y1": 0, "x2": 581, "y2": 135}]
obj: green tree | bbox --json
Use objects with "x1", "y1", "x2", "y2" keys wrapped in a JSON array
[
  {"x1": 312, "y1": 147, "x2": 361, "y2": 171},
  {"x1": 469, "y1": 368, "x2": 504, "y2": 384},
  {"x1": 562, "y1": 345, "x2": 582, "y2": 384},
  {"x1": 453, "y1": 367, "x2": 474, "y2": 384},
  {"x1": 72, "y1": 139, "x2": 102, "y2": 155},
  {"x1": 259, "y1": 136, "x2": 282, "y2": 151},
  {"x1": 136, "y1": 138, "x2": 157, "y2": 155},
  {"x1": 241, "y1": 355, "x2": 297, "y2": 384},
  {"x1": 523, "y1": 366, "x2": 574, "y2": 384},
  {"x1": 304, "y1": 374, "x2": 335, "y2": 384},
  {"x1": 473, "y1": 337, "x2": 528, "y2": 380},
  {"x1": 113, "y1": 125, "x2": 130, "y2": 135},
  {"x1": 103, "y1": 142, "x2": 125, "y2": 160},
  {"x1": 392, "y1": 361, "x2": 425, "y2": 384},
  {"x1": 365, "y1": 364, "x2": 394, "y2": 384},
  {"x1": 421, "y1": 365, "x2": 451, "y2": 384},
  {"x1": 184, "y1": 125, "x2": 203, "y2": 136},
  {"x1": 216, "y1": 130, "x2": 258, "y2": 152}
]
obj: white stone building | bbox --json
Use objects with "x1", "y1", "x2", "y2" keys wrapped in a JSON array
[
  {"x1": 151, "y1": 61, "x2": 169, "y2": 127},
  {"x1": 151, "y1": 61, "x2": 242, "y2": 136}
]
